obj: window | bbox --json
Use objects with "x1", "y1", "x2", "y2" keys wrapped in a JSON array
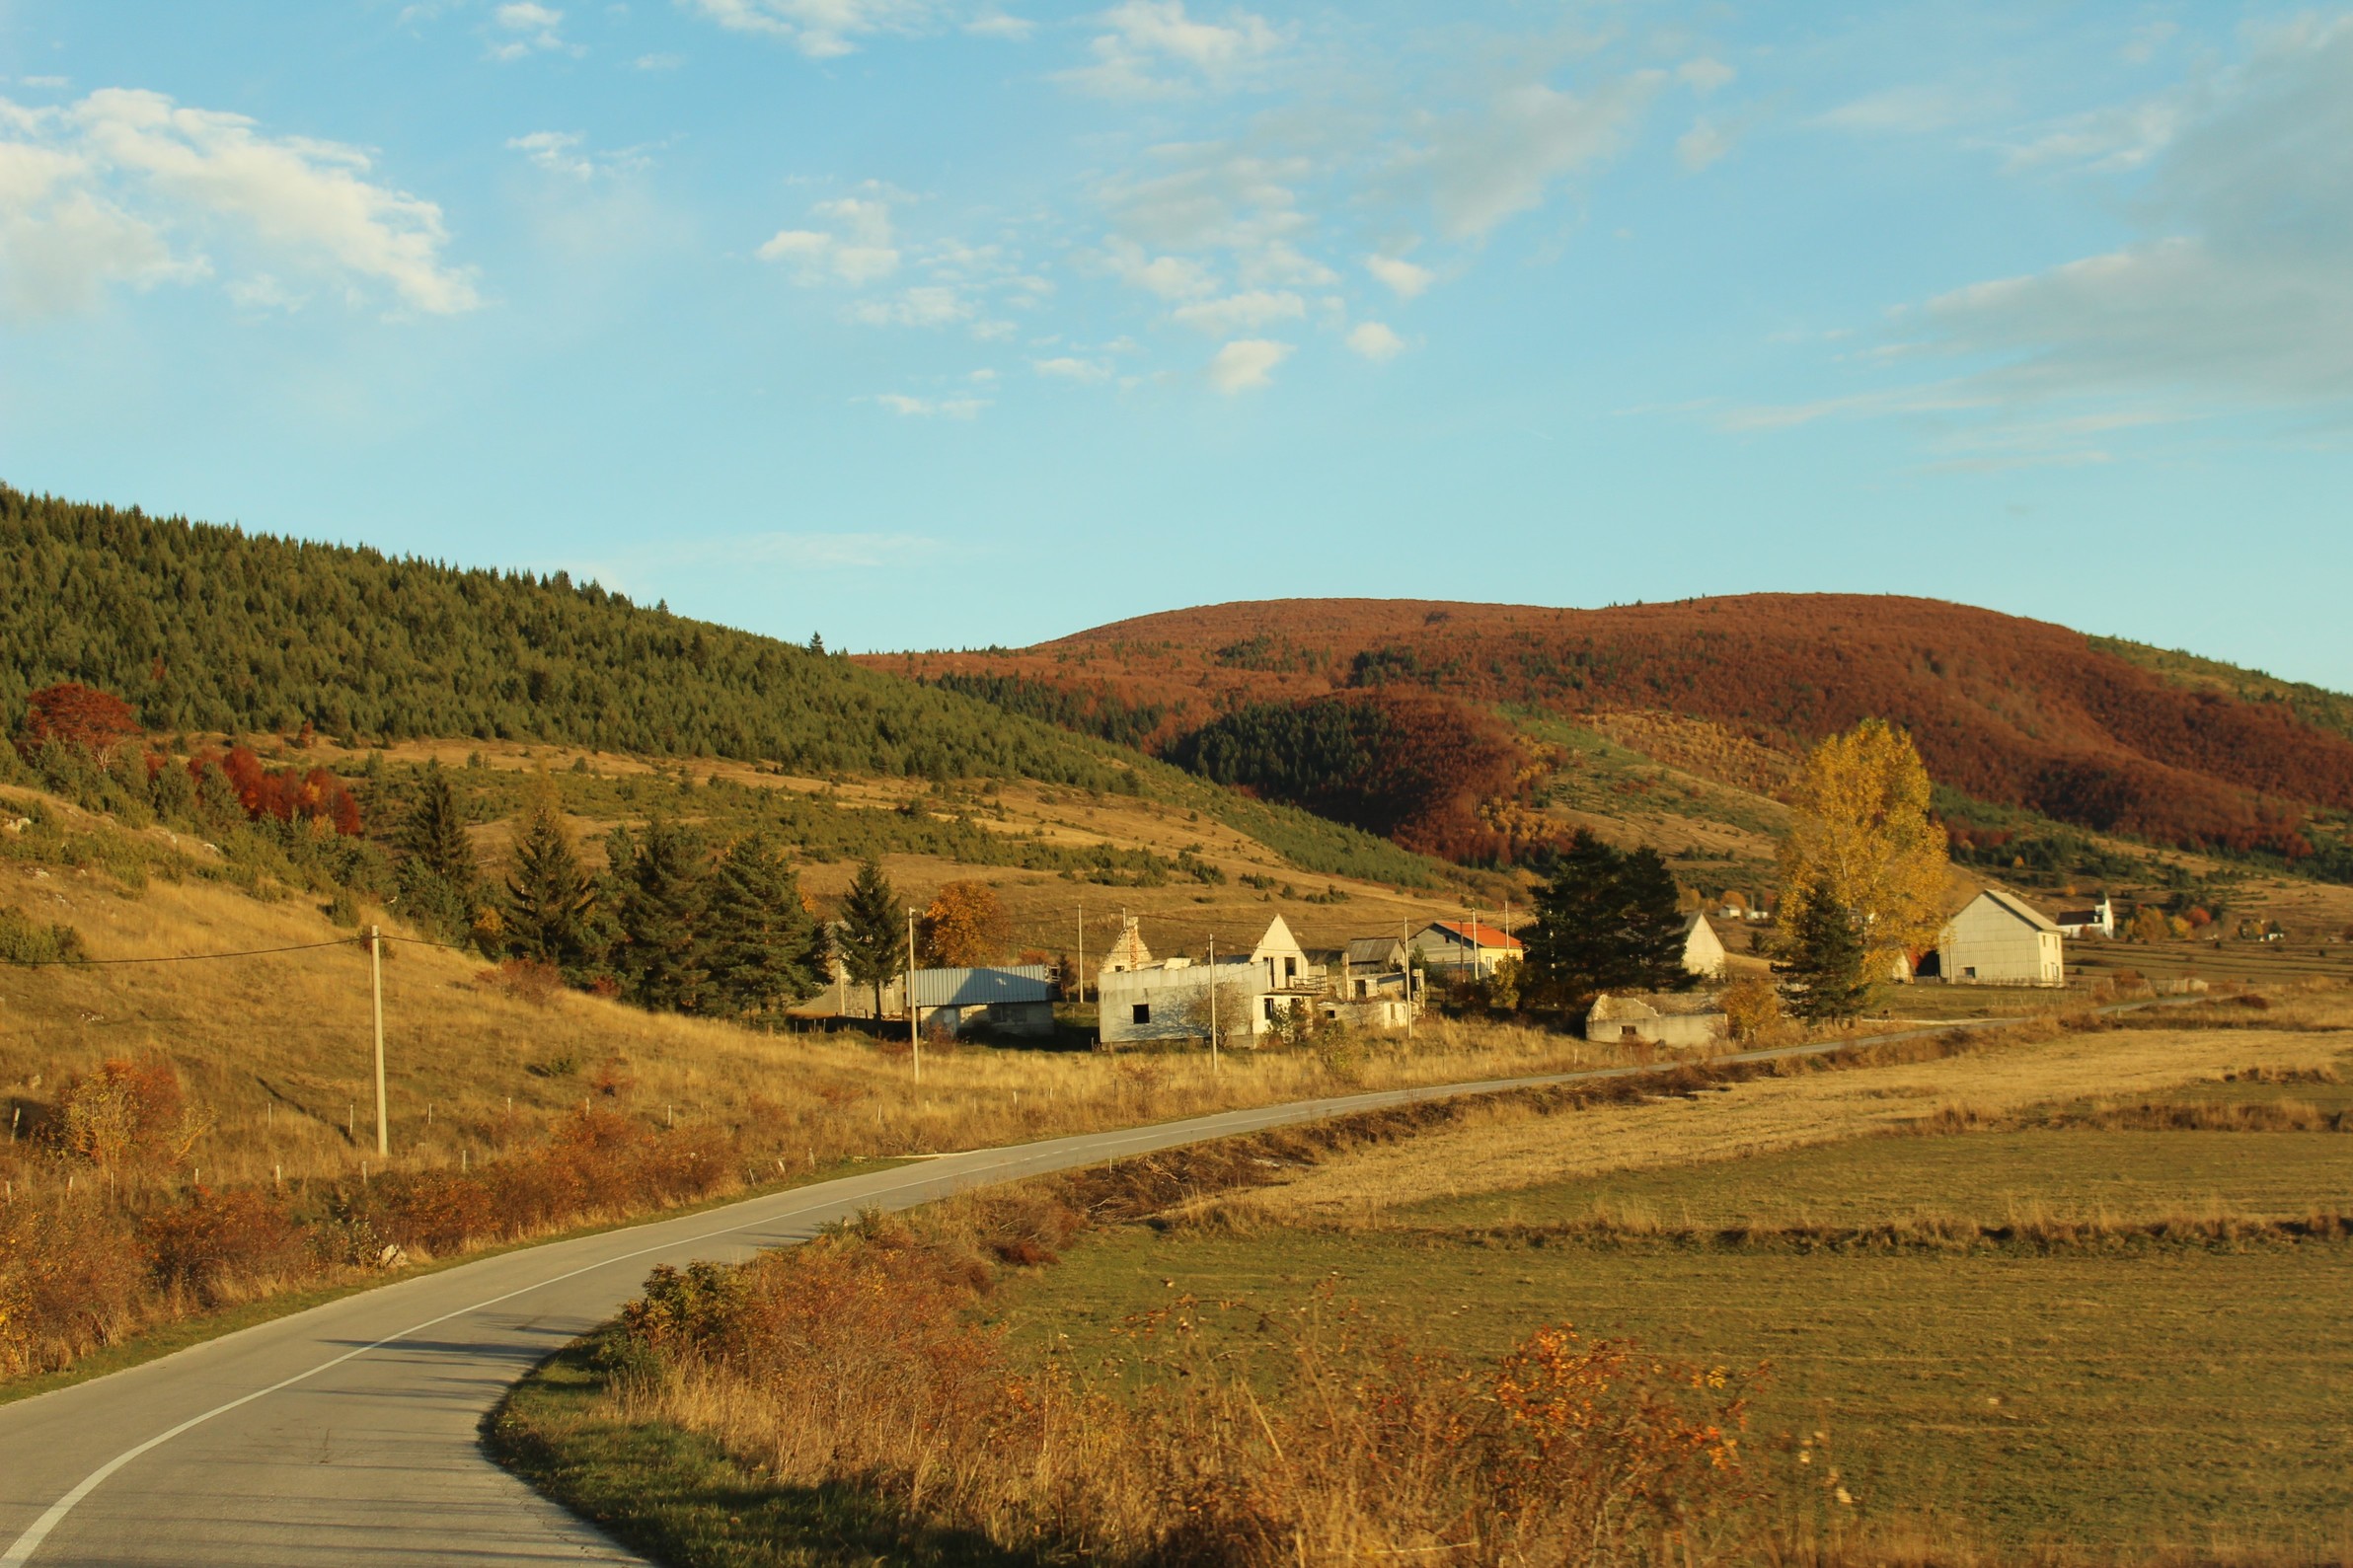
[
  {"x1": 1132, "y1": 1004, "x2": 1151, "y2": 1024},
  {"x1": 1263, "y1": 997, "x2": 1276, "y2": 1020},
  {"x1": 1963, "y1": 966, "x2": 1977, "y2": 979},
  {"x1": 1284, "y1": 956, "x2": 1297, "y2": 980}
]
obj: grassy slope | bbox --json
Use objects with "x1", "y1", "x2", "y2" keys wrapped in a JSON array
[{"x1": 990, "y1": 1019, "x2": 2353, "y2": 1552}]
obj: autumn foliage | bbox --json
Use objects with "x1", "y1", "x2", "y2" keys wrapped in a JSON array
[
  {"x1": 206, "y1": 745, "x2": 364, "y2": 835},
  {"x1": 917, "y1": 879, "x2": 1013, "y2": 967},
  {"x1": 877, "y1": 595, "x2": 2353, "y2": 860},
  {"x1": 16, "y1": 682, "x2": 142, "y2": 763}
]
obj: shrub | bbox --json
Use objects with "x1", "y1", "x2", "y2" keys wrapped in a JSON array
[
  {"x1": 0, "y1": 905, "x2": 84, "y2": 965},
  {"x1": 478, "y1": 958, "x2": 565, "y2": 1008},
  {"x1": 140, "y1": 1188, "x2": 309, "y2": 1306},
  {"x1": 0, "y1": 1198, "x2": 146, "y2": 1376},
  {"x1": 51, "y1": 1056, "x2": 200, "y2": 1167}
]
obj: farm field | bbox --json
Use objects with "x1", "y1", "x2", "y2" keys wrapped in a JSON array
[{"x1": 988, "y1": 1007, "x2": 2353, "y2": 1557}]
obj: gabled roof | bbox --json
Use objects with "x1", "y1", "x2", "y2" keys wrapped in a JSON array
[
  {"x1": 1969, "y1": 887, "x2": 2062, "y2": 934},
  {"x1": 1424, "y1": 919, "x2": 1524, "y2": 950},
  {"x1": 1345, "y1": 935, "x2": 1407, "y2": 965},
  {"x1": 1251, "y1": 914, "x2": 1305, "y2": 960}
]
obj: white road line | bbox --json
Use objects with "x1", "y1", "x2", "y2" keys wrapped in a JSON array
[{"x1": 3, "y1": 1023, "x2": 2024, "y2": 1565}]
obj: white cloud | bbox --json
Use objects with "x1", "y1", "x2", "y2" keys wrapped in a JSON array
[
  {"x1": 634, "y1": 51, "x2": 684, "y2": 69},
  {"x1": 2001, "y1": 98, "x2": 2180, "y2": 173},
  {"x1": 1677, "y1": 117, "x2": 1731, "y2": 172},
  {"x1": 1814, "y1": 85, "x2": 1979, "y2": 136},
  {"x1": 757, "y1": 192, "x2": 900, "y2": 283},
  {"x1": 1099, "y1": 236, "x2": 1219, "y2": 299},
  {"x1": 847, "y1": 284, "x2": 970, "y2": 326},
  {"x1": 1678, "y1": 57, "x2": 1734, "y2": 96},
  {"x1": 1345, "y1": 321, "x2": 1403, "y2": 361},
  {"x1": 964, "y1": 13, "x2": 1031, "y2": 39},
  {"x1": 489, "y1": 2, "x2": 578, "y2": 60},
  {"x1": 1765, "y1": 19, "x2": 2353, "y2": 455},
  {"x1": 1206, "y1": 336, "x2": 1289, "y2": 393},
  {"x1": 1170, "y1": 287, "x2": 1301, "y2": 335},
  {"x1": 1033, "y1": 355, "x2": 1110, "y2": 381},
  {"x1": 1060, "y1": 0, "x2": 1282, "y2": 100},
  {"x1": 681, "y1": 0, "x2": 937, "y2": 59},
  {"x1": 1420, "y1": 72, "x2": 1663, "y2": 239},
  {"x1": 1365, "y1": 253, "x2": 1430, "y2": 299},
  {"x1": 0, "y1": 88, "x2": 478, "y2": 319},
  {"x1": 508, "y1": 130, "x2": 592, "y2": 179},
  {"x1": 870, "y1": 391, "x2": 988, "y2": 416},
  {"x1": 19, "y1": 76, "x2": 69, "y2": 91}
]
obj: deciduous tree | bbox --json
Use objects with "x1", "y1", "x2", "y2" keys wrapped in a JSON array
[
  {"x1": 1777, "y1": 718, "x2": 1948, "y2": 977},
  {"x1": 16, "y1": 683, "x2": 140, "y2": 763},
  {"x1": 917, "y1": 880, "x2": 1011, "y2": 968}
]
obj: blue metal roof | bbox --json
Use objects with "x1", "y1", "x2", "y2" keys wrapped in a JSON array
[{"x1": 909, "y1": 965, "x2": 1054, "y2": 1008}]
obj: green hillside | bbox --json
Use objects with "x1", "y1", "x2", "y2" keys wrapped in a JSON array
[{"x1": 0, "y1": 485, "x2": 1441, "y2": 888}]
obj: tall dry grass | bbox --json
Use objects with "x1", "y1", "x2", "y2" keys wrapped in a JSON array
[{"x1": 586, "y1": 1188, "x2": 1766, "y2": 1567}]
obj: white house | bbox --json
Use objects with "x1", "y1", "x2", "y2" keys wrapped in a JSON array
[
  {"x1": 1935, "y1": 888, "x2": 2066, "y2": 987},
  {"x1": 1097, "y1": 916, "x2": 1317, "y2": 1048},
  {"x1": 2054, "y1": 896, "x2": 2115, "y2": 938},
  {"x1": 874, "y1": 965, "x2": 1057, "y2": 1037},
  {"x1": 1409, "y1": 919, "x2": 1524, "y2": 980},
  {"x1": 1681, "y1": 913, "x2": 1728, "y2": 980}
]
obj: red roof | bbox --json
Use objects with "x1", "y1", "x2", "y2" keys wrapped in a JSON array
[{"x1": 1432, "y1": 919, "x2": 1523, "y2": 950}]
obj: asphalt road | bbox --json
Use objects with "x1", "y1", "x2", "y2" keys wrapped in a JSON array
[{"x1": 0, "y1": 1022, "x2": 2011, "y2": 1567}]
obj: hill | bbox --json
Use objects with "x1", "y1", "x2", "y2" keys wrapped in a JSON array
[
  {"x1": 0, "y1": 485, "x2": 1439, "y2": 890},
  {"x1": 872, "y1": 596, "x2": 2353, "y2": 875}
]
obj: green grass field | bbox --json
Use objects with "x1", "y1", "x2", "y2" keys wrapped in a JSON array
[{"x1": 991, "y1": 1118, "x2": 2353, "y2": 1554}]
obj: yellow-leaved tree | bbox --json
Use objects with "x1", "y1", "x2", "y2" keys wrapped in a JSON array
[
  {"x1": 917, "y1": 880, "x2": 1012, "y2": 968},
  {"x1": 1778, "y1": 718, "x2": 1949, "y2": 974}
]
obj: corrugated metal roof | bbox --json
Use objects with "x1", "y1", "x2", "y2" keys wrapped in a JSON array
[
  {"x1": 910, "y1": 965, "x2": 1054, "y2": 1008},
  {"x1": 1974, "y1": 887, "x2": 2061, "y2": 933},
  {"x1": 1345, "y1": 936, "x2": 1406, "y2": 964}
]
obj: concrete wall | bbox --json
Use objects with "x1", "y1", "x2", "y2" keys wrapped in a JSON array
[{"x1": 1939, "y1": 898, "x2": 2065, "y2": 986}]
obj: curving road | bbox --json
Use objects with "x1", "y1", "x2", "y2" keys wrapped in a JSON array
[{"x1": 0, "y1": 1030, "x2": 1958, "y2": 1567}]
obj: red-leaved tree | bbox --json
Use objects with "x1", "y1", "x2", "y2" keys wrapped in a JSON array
[{"x1": 17, "y1": 683, "x2": 141, "y2": 763}]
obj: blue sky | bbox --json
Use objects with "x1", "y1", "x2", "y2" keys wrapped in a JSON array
[{"x1": 3, "y1": 2, "x2": 2349, "y2": 688}]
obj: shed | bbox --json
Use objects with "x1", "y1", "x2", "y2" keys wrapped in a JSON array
[
  {"x1": 1936, "y1": 889, "x2": 2066, "y2": 987},
  {"x1": 1585, "y1": 991, "x2": 1727, "y2": 1050},
  {"x1": 889, "y1": 965, "x2": 1057, "y2": 1038}
]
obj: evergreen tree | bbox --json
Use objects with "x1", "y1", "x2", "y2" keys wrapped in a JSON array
[
  {"x1": 398, "y1": 762, "x2": 478, "y2": 939},
  {"x1": 503, "y1": 800, "x2": 598, "y2": 975},
  {"x1": 1525, "y1": 831, "x2": 1694, "y2": 1003},
  {"x1": 609, "y1": 818, "x2": 709, "y2": 1011},
  {"x1": 1776, "y1": 896, "x2": 1872, "y2": 1022},
  {"x1": 835, "y1": 858, "x2": 907, "y2": 1022},
  {"x1": 702, "y1": 832, "x2": 825, "y2": 1023}
]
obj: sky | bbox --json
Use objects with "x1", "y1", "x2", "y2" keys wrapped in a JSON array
[{"x1": 2, "y1": 2, "x2": 2349, "y2": 690}]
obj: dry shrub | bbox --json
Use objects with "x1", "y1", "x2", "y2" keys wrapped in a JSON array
[
  {"x1": 0, "y1": 1196, "x2": 146, "y2": 1376},
  {"x1": 1720, "y1": 977, "x2": 1793, "y2": 1047},
  {"x1": 139, "y1": 1187, "x2": 309, "y2": 1306},
  {"x1": 50, "y1": 1056, "x2": 204, "y2": 1167},
  {"x1": 477, "y1": 958, "x2": 565, "y2": 1008},
  {"x1": 597, "y1": 1202, "x2": 1766, "y2": 1566}
]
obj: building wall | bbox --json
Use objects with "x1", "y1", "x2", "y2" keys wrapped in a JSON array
[
  {"x1": 1097, "y1": 961, "x2": 1272, "y2": 1046},
  {"x1": 1938, "y1": 900, "x2": 2065, "y2": 986},
  {"x1": 1584, "y1": 1009, "x2": 1723, "y2": 1049}
]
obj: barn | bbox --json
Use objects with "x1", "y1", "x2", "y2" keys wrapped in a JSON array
[{"x1": 1936, "y1": 889, "x2": 2066, "y2": 987}]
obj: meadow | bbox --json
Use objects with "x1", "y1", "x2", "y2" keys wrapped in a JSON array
[{"x1": 493, "y1": 989, "x2": 2353, "y2": 1564}]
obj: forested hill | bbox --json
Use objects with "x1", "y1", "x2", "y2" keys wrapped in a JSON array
[
  {"x1": 0, "y1": 485, "x2": 1113, "y2": 781},
  {"x1": 873, "y1": 595, "x2": 2353, "y2": 863}
]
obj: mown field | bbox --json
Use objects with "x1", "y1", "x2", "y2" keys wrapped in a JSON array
[{"x1": 987, "y1": 1006, "x2": 2353, "y2": 1557}]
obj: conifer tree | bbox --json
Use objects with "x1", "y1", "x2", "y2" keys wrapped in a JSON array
[
  {"x1": 702, "y1": 831, "x2": 825, "y2": 1023},
  {"x1": 835, "y1": 858, "x2": 907, "y2": 1022},
  {"x1": 1525, "y1": 831, "x2": 1693, "y2": 1003},
  {"x1": 609, "y1": 817, "x2": 709, "y2": 1011},
  {"x1": 1776, "y1": 895, "x2": 1872, "y2": 1022},
  {"x1": 503, "y1": 792, "x2": 597, "y2": 975},
  {"x1": 398, "y1": 762, "x2": 478, "y2": 940}
]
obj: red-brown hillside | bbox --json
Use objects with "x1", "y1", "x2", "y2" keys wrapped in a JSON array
[{"x1": 870, "y1": 595, "x2": 2353, "y2": 859}]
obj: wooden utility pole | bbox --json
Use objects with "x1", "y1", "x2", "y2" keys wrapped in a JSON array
[
  {"x1": 905, "y1": 907, "x2": 921, "y2": 1083},
  {"x1": 1076, "y1": 897, "x2": 1084, "y2": 1008},
  {"x1": 368, "y1": 926, "x2": 388, "y2": 1158}
]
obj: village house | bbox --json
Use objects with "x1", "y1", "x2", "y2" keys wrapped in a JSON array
[
  {"x1": 1932, "y1": 888, "x2": 2067, "y2": 986},
  {"x1": 1681, "y1": 913, "x2": 1728, "y2": 979},
  {"x1": 2054, "y1": 895, "x2": 2115, "y2": 939},
  {"x1": 871, "y1": 965, "x2": 1057, "y2": 1038},
  {"x1": 1409, "y1": 919, "x2": 1523, "y2": 980},
  {"x1": 1585, "y1": 991, "x2": 1728, "y2": 1049},
  {"x1": 1096, "y1": 916, "x2": 1319, "y2": 1047}
]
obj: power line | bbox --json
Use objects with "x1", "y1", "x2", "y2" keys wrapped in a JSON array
[{"x1": 0, "y1": 932, "x2": 473, "y2": 969}]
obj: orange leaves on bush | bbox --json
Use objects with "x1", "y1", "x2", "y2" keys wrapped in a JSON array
[
  {"x1": 918, "y1": 880, "x2": 1012, "y2": 968},
  {"x1": 53, "y1": 1056, "x2": 197, "y2": 1168},
  {"x1": 206, "y1": 747, "x2": 364, "y2": 836},
  {"x1": 139, "y1": 1188, "x2": 307, "y2": 1306},
  {"x1": 17, "y1": 682, "x2": 141, "y2": 763}
]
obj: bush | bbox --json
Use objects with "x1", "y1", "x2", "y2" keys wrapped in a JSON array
[
  {"x1": 0, "y1": 905, "x2": 84, "y2": 964},
  {"x1": 50, "y1": 1056, "x2": 199, "y2": 1167},
  {"x1": 140, "y1": 1188, "x2": 309, "y2": 1306}
]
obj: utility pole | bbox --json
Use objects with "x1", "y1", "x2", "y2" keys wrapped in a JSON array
[
  {"x1": 905, "y1": 907, "x2": 921, "y2": 1083},
  {"x1": 1207, "y1": 934, "x2": 1218, "y2": 1074},
  {"x1": 368, "y1": 926, "x2": 388, "y2": 1159},
  {"x1": 1076, "y1": 897, "x2": 1084, "y2": 1009}
]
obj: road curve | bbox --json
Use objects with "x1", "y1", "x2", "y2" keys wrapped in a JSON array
[{"x1": 0, "y1": 1027, "x2": 1967, "y2": 1567}]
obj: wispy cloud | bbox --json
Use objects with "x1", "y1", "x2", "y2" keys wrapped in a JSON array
[
  {"x1": 1345, "y1": 321, "x2": 1403, "y2": 361},
  {"x1": 1207, "y1": 336, "x2": 1290, "y2": 393},
  {"x1": 488, "y1": 2, "x2": 580, "y2": 61},
  {"x1": 681, "y1": 0, "x2": 941, "y2": 60},
  {"x1": 1059, "y1": 1, "x2": 1284, "y2": 101}
]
